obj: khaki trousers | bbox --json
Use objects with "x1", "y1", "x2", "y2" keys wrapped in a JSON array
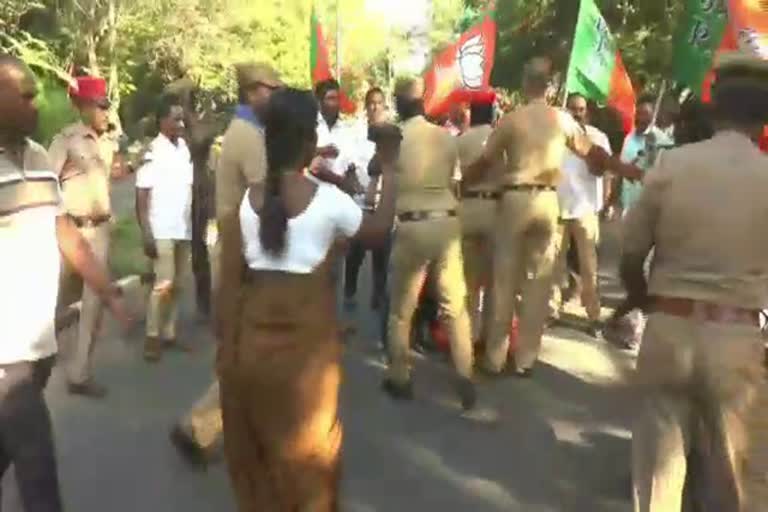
[
  {"x1": 386, "y1": 216, "x2": 473, "y2": 384},
  {"x1": 146, "y1": 240, "x2": 191, "y2": 339},
  {"x1": 551, "y1": 213, "x2": 601, "y2": 322},
  {"x1": 67, "y1": 224, "x2": 110, "y2": 385},
  {"x1": 633, "y1": 313, "x2": 765, "y2": 512},
  {"x1": 745, "y1": 372, "x2": 768, "y2": 512},
  {"x1": 180, "y1": 379, "x2": 222, "y2": 450},
  {"x1": 484, "y1": 190, "x2": 559, "y2": 372},
  {"x1": 460, "y1": 198, "x2": 497, "y2": 342}
]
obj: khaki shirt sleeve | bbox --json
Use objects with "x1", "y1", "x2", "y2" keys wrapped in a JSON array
[
  {"x1": 215, "y1": 124, "x2": 266, "y2": 221},
  {"x1": 242, "y1": 133, "x2": 266, "y2": 185},
  {"x1": 215, "y1": 135, "x2": 242, "y2": 221},
  {"x1": 622, "y1": 154, "x2": 668, "y2": 258},
  {"x1": 48, "y1": 135, "x2": 70, "y2": 176}
]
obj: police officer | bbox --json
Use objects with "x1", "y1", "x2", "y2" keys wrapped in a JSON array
[
  {"x1": 383, "y1": 78, "x2": 477, "y2": 412},
  {"x1": 623, "y1": 52, "x2": 768, "y2": 511},
  {"x1": 49, "y1": 75, "x2": 130, "y2": 398},
  {"x1": 170, "y1": 63, "x2": 281, "y2": 466},
  {"x1": 457, "y1": 91, "x2": 503, "y2": 344},
  {"x1": 465, "y1": 57, "x2": 637, "y2": 378}
]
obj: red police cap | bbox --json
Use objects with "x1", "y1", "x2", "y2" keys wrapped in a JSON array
[{"x1": 69, "y1": 76, "x2": 109, "y2": 105}]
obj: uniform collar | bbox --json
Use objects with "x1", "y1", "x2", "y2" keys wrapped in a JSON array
[
  {"x1": 714, "y1": 129, "x2": 760, "y2": 147},
  {"x1": 74, "y1": 121, "x2": 104, "y2": 140},
  {"x1": 235, "y1": 104, "x2": 263, "y2": 129}
]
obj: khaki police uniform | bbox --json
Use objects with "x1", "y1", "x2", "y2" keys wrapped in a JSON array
[
  {"x1": 624, "y1": 132, "x2": 768, "y2": 512},
  {"x1": 457, "y1": 124, "x2": 503, "y2": 342},
  {"x1": 215, "y1": 117, "x2": 266, "y2": 221},
  {"x1": 480, "y1": 100, "x2": 592, "y2": 373},
  {"x1": 745, "y1": 372, "x2": 768, "y2": 512},
  {"x1": 175, "y1": 62, "x2": 279, "y2": 455},
  {"x1": 176, "y1": 135, "x2": 224, "y2": 454},
  {"x1": 49, "y1": 122, "x2": 118, "y2": 386},
  {"x1": 386, "y1": 115, "x2": 473, "y2": 385}
]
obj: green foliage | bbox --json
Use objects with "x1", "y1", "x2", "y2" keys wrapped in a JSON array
[
  {"x1": 34, "y1": 77, "x2": 79, "y2": 146},
  {"x1": 492, "y1": 0, "x2": 684, "y2": 95},
  {"x1": 109, "y1": 216, "x2": 146, "y2": 278},
  {"x1": 2, "y1": 0, "x2": 694, "y2": 132}
]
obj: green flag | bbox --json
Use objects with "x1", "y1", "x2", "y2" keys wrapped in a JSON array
[
  {"x1": 673, "y1": 0, "x2": 729, "y2": 96},
  {"x1": 566, "y1": 0, "x2": 635, "y2": 133}
]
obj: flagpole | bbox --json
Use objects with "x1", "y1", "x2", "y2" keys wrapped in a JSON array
[
  {"x1": 335, "y1": 0, "x2": 342, "y2": 81},
  {"x1": 560, "y1": 0, "x2": 582, "y2": 108},
  {"x1": 651, "y1": 79, "x2": 668, "y2": 126}
]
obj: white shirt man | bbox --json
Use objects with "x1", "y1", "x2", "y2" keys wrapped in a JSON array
[
  {"x1": 552, "y1": 96, "x2": 613, "y2": 334},
  {"x1": 136, "y1": 111, "x2": 194, "y2": 356},
  {"x1": 317, "y1": 113, "x2": 354, "y2": 178}
]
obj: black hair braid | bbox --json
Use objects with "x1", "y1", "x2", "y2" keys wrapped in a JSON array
[{"x1": 258, "y1": 88, "x2": 319, "y2": 256}]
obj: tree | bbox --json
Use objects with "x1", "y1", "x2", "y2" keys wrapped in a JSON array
[{"x1": 491, "y1": 0, "x2": 683, "y2": 95}]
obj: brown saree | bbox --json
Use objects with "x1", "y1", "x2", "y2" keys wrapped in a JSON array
[{"x1": 216, "y1": 210, "x2": 342, "y2": 512}]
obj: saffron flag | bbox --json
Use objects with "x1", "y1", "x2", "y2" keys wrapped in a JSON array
[
  {"x1": 565, "y1": 0, "x2": 636, "y2": 133},
  {"x1": 310, "y1": 7, "x2": 355, "y2": 114},
  {"x1": 422, "y1": 14, "x2": 497, "y2": 118},
  {"x1": 728, "y1": 0, "x2": 768, "y2": 57}
]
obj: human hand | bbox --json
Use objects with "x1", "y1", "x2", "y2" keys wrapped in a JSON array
[
  {"x1": 142, "y1": 233, "x2": 158, "y2": 259},
  {"x1": 319, "y1": 145, "x2": 340, "y2": 159}
]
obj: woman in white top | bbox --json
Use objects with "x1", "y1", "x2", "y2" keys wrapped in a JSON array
[{"x1": 215, "y1": 88, "x2": 396, "y2": 512}]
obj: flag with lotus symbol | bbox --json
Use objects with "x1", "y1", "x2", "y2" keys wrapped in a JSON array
[{"x1": 422, "y1": 14, "x2": 497, "y2": 118}]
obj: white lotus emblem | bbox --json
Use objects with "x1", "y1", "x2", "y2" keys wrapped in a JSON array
[
  {"x1": 458, "y1": 34, "x2": 485, "y2": 89},
  {"x1": 738, "y1": 27, "x2": 768, "y2": 59}
]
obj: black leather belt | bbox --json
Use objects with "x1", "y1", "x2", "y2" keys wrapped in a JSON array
[
  {"x1": 397, "y1": 210, "x2": 457, "y2": 223},
  {"x1": 502, "y1": 184, "x2": 556, "y2": 192},
  {"x1": 462, "y1": 191, "x2": 501, "y2": 200},
  {"x1": 70, "y1": 214, "x2": 112, "y2": 228}
]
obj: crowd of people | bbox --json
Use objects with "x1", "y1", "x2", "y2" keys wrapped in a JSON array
[{"x1": 0, "y1": 44, "x2": 767, "y2": 512}]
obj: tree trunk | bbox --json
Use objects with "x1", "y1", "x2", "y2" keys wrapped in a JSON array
[{"x1": 106, "y1": 0, "x2": 122, "y2": 134}]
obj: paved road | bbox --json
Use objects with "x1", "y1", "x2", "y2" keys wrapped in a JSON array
[{"x1": 3, "y1": 218, "x2": 638, "y2": 511}]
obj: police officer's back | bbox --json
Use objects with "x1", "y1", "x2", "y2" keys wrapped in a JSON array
[
  {"x1": 623, "y1": 52, "x2": 768, "y2": 512},
  {"x1": 383, "y1": 78, "x2": 477, "y2": 412}
]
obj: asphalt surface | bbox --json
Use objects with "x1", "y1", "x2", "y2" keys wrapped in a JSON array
[{"x1": 3, "y1": 188, "x2": 637, "y2": 511}]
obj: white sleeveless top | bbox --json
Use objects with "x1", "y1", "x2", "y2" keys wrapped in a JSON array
[{"x1": 240, "y1": 182, "x2": 363, "y2": 273}]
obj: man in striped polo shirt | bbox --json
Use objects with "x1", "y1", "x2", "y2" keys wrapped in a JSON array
[{"x1": 0, "y1": 54, "x2": 130, "y2": 511}]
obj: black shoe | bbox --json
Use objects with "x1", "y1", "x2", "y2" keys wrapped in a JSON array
[
  {"x1": 170, "y1": 425, "x2": 210, "y2": 470},
  {"x1": 381, "y1": 378, "x2": 414, "y2": 401},
  {"x1": 163, "y1": 338, "x2": 192, "y2": 353},
  {"x1": 456, "y1": 377, "x2": 477, "y2": 411},
  {"x1": 67, "y1": 380, "x2": 108, "y2": 399}
]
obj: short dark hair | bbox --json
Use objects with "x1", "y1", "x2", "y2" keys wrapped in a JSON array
[
  {"x1": 0, "y1": 53, "x2": 27, "y2": 80},
  {"x1": 712, "y1": 82, "x2": 768, "y2": 127},
  {"x1": 156, "y1": 94, "x2": 182, "y2": 120},
  {"x1": 0, "y1": 53, "x2": 23, "y2": 69},
  {"x1": 315, "y1": 79, "x2": 340, "y2": 101},
  {"x1": 567, "y1": 92, "x2": 586, "y2": 104},
  {"x1": 365, "y1": 87, "x2": 385, "y2": 106},
  {"x1": 469, "y1": 102, "x2": 493, "y2": 126}
]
